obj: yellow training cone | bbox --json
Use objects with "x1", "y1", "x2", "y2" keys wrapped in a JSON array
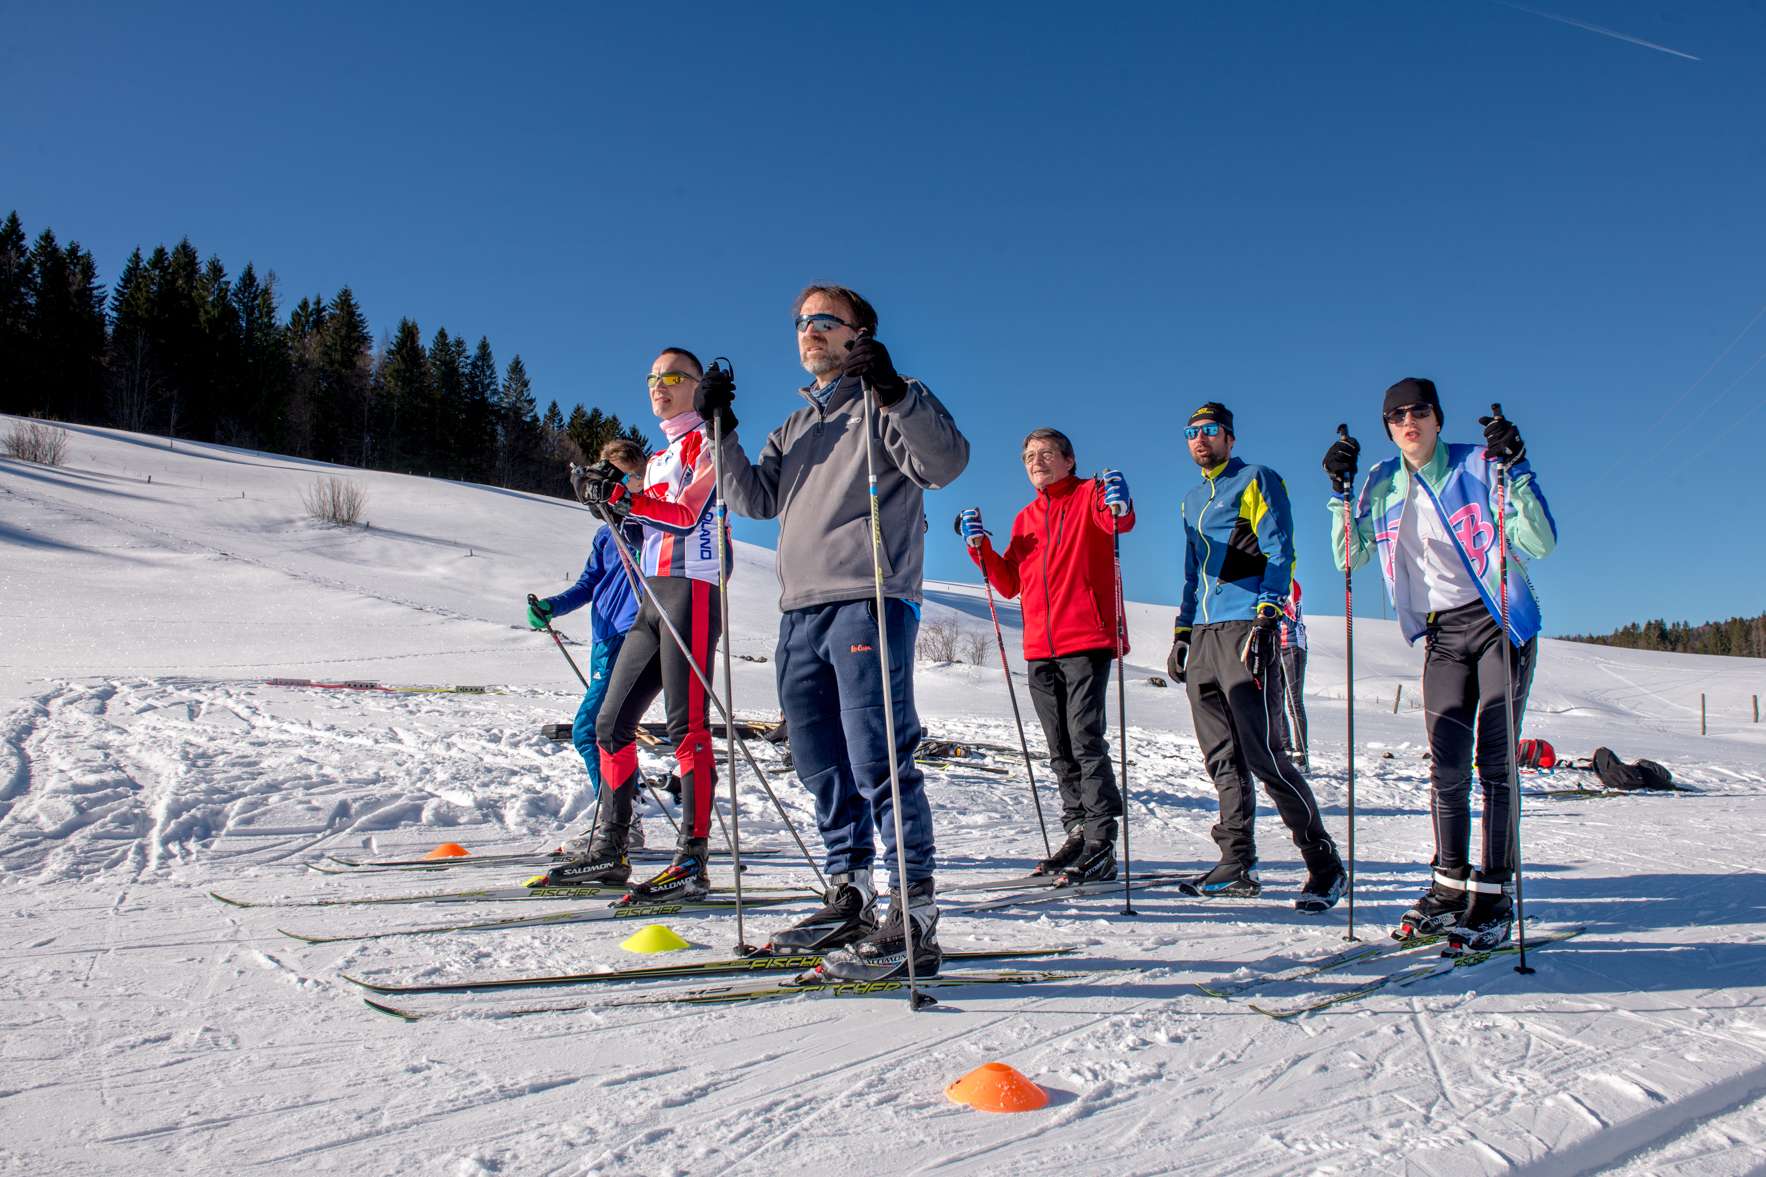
[
  {"x1": 621, "y1": 925, "x2": 690, "y2": 953},
  {"x1": 945, "y1": 1063, "x2": 1048, "y2": 1113},
  {"x1": 424, "y1": 843, "x2": 469, "y2": 859}
]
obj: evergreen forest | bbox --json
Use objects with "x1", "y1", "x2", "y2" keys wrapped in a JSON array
[
  {"x1": 1560, "y1": 613, "x2": 1766, "y2": 660},
  {"x1": 0, "y1": 212, "x2": 649, "y2": 498}
]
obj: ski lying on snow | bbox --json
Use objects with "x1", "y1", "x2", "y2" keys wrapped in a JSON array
[
  {"x1": 277, "y1": 895, "x2": 807, "y2": 944},
  {"x1": 1195, "y1": 915, "x2": 1542, "y2": 999},
  {"x1": 265, "y1": 678, "x2": 501, "y2": 694},
  {"x1": 1248, "y1": 927, "x2": 1585, "y2": 1019},
  {"x1": 938, "y1": 873, "x2": 1060, "y2": 894},
  {"x1": 944, "y1": 872, "x2": 1202, "y2": 915},
  {"x1": 363, "y1": 968, "x2": 1110, "y2": 1019},
  {"x1": 323, "y1": 848, "x2": 780, "y2": 870},
  {"x1": 343, "y1": 945, "x2": 1080, "y2": 994},
  {"x1": 215, "y1": 883, "x2": 812, "y2": 909}
]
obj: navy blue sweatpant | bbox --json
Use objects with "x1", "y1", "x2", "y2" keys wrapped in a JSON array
[{"x1": 775, "y1": 598, "x2": 936, "y2": 885}]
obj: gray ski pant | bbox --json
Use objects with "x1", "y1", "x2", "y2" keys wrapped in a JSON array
[{"x1": 1186, "y1": 620, "x2": 1335, "y2": 871}]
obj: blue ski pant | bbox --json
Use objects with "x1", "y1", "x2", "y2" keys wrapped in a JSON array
[
  {"x1": 571, "y1": 632, "x2": 628, "y2": 796},
  {"x1": 776, "y1": 598, "x2": 936, "y2": 885}
]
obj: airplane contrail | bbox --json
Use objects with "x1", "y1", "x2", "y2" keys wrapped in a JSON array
[{"x1": 1489, "y1": 0, "x2": 1701, "y2": 60}]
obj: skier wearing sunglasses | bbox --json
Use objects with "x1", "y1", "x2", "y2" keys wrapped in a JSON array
[
  {"x1": 1325, "y1": 378, "x2": 1556, "y2": 950},
  {"x1": 1172, "y1": 403, "x2": 1345, "y2": 912},
  {"x1": 705, "y1": 284, "x2": 970, "y2": 980}
]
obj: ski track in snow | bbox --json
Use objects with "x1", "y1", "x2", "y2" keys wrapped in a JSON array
[{"x1": 5, "y1": 418, "x2": 1766, "y2": 1175}]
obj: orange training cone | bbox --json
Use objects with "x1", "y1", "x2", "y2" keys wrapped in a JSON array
[
  {"x1": 945, "y1": 1063, "x2": 1048, "y2": 1112},
  {"x1": 423, "y1": 843, "x2": 470, "y2": 859}
]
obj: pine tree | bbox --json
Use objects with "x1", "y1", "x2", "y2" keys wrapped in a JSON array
[
  {"x1": 461, "y1": 335, "x2": 497, "y2": 483},
  {"x1": 27, "y1": 228, "x2": 108, "y2": 421},
  {"x1": 1, "y1": 212, "x2": 37, "y2": 415},
  {"x1": 496, "y1": 355, "x2": 539, "y2": 489},
  {"x1": 380, "y1": 318, "x2": 429, "y2": 473},
  {"x1": 429, "y1": 327, "x2": 467, "y2": 478},
  {"x1": 319, "y1": 285, "x2": 371, "y2": 464},
  {"x1": 231, "y1": 263, "x2": 289, "y2": 450}
]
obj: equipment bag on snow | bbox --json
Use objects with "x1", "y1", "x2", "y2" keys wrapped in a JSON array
[
  {"x1": 1591, "y1": 747, "x2": 1675, "y2": 791},
  {"x1": 1517, "y1": 739, "x2": 1556, "y2": 771}
]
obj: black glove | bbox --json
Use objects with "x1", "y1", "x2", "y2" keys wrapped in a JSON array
[
  {"x1": 1242, "y1": 607, "x2": 1280, "y2": 683},
  {"x1": 1167, "y1": 626, "x2": 1191, "y2": 685},
  {"x1": 842, "y1": 333, "x2": 907, "y2": 407},
  {"x1": 1478, "y1": 411, "x2": 1524, "y2": 465},
  {"x1": 582, "y1": 460, "x2": 633, "y2": 519},
  {"x1": 1323, "y1": 428, "x2": 1360, "y2": 495},
  {"x1": 694, "y1": 362, "x2": 738, "y2": 434}
]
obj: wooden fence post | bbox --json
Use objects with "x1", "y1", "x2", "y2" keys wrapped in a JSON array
[{"x1": 1701, "y1": 693, "x2": 1706, "y2": 735}]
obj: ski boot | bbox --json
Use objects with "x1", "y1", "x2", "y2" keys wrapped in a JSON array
[
  {"x1": 531, "y1": 822, "x2": 631, "y2": 888},
  {"x1": 1393, "y1": 868, "x2": 1469, "y2": 941},
  {"x1": 621, "y1": 837, "x2": 710, "y2": 904},
  {"x1": 1180, "y1": 861, "x2": 1261, "y2": 898},
  {"x1": 1295, "y1": 851, "x2": 1346, "y2": 914},
  {"x1": 1056, "y1": 840, "x2": 1117, "y2": 887},
  {"x1": 1443, "y1": 874, "x2": 1513, "y2": 956},
  {"x1": 765, "y1": 872, "x2": 877, "y2": 954},
  {"x1": 820, "y1": 878, "x2": 941, "y2": 981},
  {"x1": 1033, "y1": 830, "x2": 1086, "y2": 877}
]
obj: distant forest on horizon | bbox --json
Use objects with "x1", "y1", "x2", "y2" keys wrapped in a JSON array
[
  {"x1": 1559, "y1": 613, "x2": 1766, "y2": 661},
  {"x1": 0, "y1": 211, "x2": 649, "y2": 499}
]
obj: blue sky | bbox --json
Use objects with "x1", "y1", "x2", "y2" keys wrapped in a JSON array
[{"x1": 5, "y1": 2, "x2": 1763, "y2": 634}]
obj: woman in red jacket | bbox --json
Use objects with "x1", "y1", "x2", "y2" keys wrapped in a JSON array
[{"x1": 960, "y1": 428, "x2": 1135, "y2": 883}]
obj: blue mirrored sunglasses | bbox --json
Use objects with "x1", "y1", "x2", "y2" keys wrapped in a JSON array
[
  {"x1": 1184, "y1": 423, "x2": 1224, "y2": 439},
  {"x1": 794, "y1": 313, "x2": 853, "y2": 334}
]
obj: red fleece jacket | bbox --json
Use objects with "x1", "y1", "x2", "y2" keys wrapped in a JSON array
[{"x1": 969, "y1": 475, "x2": 1135, "y2": 660}]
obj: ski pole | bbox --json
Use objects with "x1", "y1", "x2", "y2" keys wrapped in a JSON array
[
  {"x1": 708, "y1": 364, "x2": 751, "y2": 954},
  {"x1": 1491, "y1": 403, "x2": 1533, "y2": 975},
  {"x1": 1336, "y1": 424, "x2": 1358, "y2": 943},
  {"x1": 593, "y1": 497, "x2": 827, "y2": 891},
  {"x1": 1111, "y1": 512, "x2": 1136, "y2": 917},
  {"x1": 972, "y1": 547, "x2": 1052, "y2": 857},
  {"x1": 861, "y1": 364, "x2": 930, "y2": 1011},
  {"x1": 531, "y1": 595, "x2": 591, "y2": 692}
]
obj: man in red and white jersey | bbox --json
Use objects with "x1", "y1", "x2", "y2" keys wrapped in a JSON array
[{"x1": 535, "y1": 347, "x2": 729, "y2": 901}]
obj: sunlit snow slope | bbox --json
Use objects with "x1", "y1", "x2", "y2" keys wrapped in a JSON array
[{"x1": 3, "y1": 416, "x2": 1765, "y2": 1177}]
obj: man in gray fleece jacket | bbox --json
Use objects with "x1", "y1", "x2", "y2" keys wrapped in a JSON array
[{"x1": 700, "y1": 283, "x2": 969, "y2": 980}]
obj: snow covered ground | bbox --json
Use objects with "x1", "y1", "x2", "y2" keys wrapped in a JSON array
[{"x1": 4, "y1": 416, "x2": 1765, "y2": 1176}]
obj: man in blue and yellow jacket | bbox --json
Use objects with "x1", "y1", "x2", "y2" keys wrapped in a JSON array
[{"x1": 1169, "y1": 403, "x2": 1344, "y2": 911}]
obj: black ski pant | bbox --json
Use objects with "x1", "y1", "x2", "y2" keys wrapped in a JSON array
[
  {"x1": 596, "y1": 576, "x2": 721, "y2": 842},
  {"x1": 1026, "y1": 648, "x2": 1123, "y2": 844},
  {"x1": 1421, "y1": 600, "x2": 1537, "y2": 882},
  {"x1": 1186, "y1": 620, "x2": 1335, "y2": 871},
  {"x1": 1273, "y1": 647, "x2": 1309, "y2": 759}
]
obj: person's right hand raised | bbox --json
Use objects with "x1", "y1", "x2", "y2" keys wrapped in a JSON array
[
  {"x1": 1323, "y1": 426, "x2": 1360, "y2": 495},
  {"x1": 957, "y1": 508, "x2": 987, "y2": 548},
  {"x1": 694, "y1": 362, "x2": 737, "y2": 433}
]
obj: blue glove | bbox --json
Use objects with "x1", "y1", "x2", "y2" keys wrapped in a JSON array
[
  {"x1": 958, "y1": 508, "x2": 987, "y2": 548},
  {"x1": 1101, "y1": 469, "x2": 1131, "y2": 517}
]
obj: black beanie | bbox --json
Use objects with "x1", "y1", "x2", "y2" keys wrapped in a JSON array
[
  {"x1": 1382, "y1": 378, "x2": 1441, "y2": 436},
  {"x1": 1188, "y1": 402, "x2": 1234, "y2": 434}
]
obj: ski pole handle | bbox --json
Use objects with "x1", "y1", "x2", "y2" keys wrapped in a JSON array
[{"x1": 1337, "y1": 423, "x2": 1348, "y2": 439}]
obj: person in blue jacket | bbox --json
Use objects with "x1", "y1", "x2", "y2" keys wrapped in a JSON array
[
  {"x1": 528, "y1": 438, "x2": 649, "y2": 854},
  {"x1": 1168, "y1": 403, "x2": 1344, "y2": 911}
]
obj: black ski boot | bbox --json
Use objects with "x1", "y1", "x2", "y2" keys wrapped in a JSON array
[
  {"x1": 1033, "y1": 830, "x2": 1086, "y2": 877},
  {"x1": 820, "y1": 878, "x2": 941, "y2": 981},
  {"x1": 1394, "y1": 868, "x2": 1469, "y2": 941},
  {"x1": 765, "y1": 873, "x2": 877, "y2": 954},
  {"x1": 1444, "y1": 873, "x2": 1513, "y2": 956},
  {"x1": 1295, "y1": 851, "x2": 1346, "y2": 914},
  {"x1": 531, "y1": 823, "x2": 631, "y2": 888},
  {"x1": 622, "y1": 837, "x2": 710, "y2": 904},
  {"x1": 1181, "y1": 861, "x2": 1262, "y2": 898},
  {"x1": 1056, "y1": 840, "x2": 1117, "y2": 887}
]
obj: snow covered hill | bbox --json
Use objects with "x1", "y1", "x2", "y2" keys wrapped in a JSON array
[{"x1": 4, "y1": 416, "x2": 1765, "y2": 1175}]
